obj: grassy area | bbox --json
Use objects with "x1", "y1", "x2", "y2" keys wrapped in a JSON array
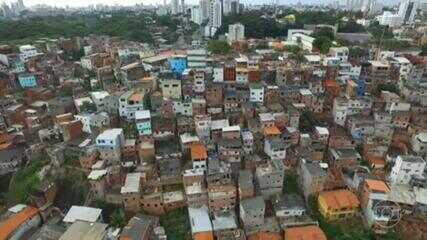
[{"x1": 160, "y1": 208, "x2": 191, "y2": 240}]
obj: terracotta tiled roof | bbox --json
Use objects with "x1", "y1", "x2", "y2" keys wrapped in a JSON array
[
  {"x1": 319, "y1": 189, "x2": 360, "y2": 210},
  {"x1": 194, "y1": 231, "x2": 214, "y2": 240},
  {"x1": 366, "y1": 155, "x2": 386, "y2": 167},
  {"x1": 365, "y1": 179, "x2": 390, "y2": 193},
  {"x1": 264, "y1": 126, "x2": 281, "y2": 136},
  {"x1": 191, "y1": 144, "x2": 208, "y2": 160},
  {"x1": 0, "y1": 207, "x2": 39, "y2": 240},
  {"x1": 248, "y1": 232, "x2": 282, "y2": 240},
  {"x1": 284, "y1": 225, "x2": 327, "y2": 240}
]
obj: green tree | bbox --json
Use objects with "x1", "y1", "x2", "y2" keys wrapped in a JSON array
[
  {"x1": 8, "y1": 161, "x2": 43, "y2": 203},
  {"x1": 368, "y1": 21, "x2": 394, "y2": 42},
  {"x1": 80, "y1": 101, "x2": 97, "y2": 113},
  {"x1": 338, "y1": 20, "x2": 366, "y2": 33},
  {"x1": 287, "y1": 45, "x2": 306, "y2": 63},
  {"x1": 312, "y1": 28, "x2": 335, "y2": 54},
  {"x1": 207, "y1": 40, "x2": 231, "y2": 55},
  {"x1": 110, "y1": 209, "x2": 126, "y2": 228},
  {"x1": 313, "y1": 36, "x2": 333, "y2": 54},
  {"x1": 420, "y1": 44, "x2": 427, "y2": 56}
]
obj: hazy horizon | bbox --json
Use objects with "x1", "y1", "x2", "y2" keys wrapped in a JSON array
[{"x1": 1, "y1": 0, "x2": 401, "y2": 7}]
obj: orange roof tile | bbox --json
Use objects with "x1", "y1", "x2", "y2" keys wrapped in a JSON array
[
  {"x1": 284, "y1": 225, "x2": 327, "y2": 240},
  {"x1": 129, "y1": 92, "x2": 144, "y2": 102},
  {"x1": 191, "y1": 144, "x2": 208, "y2": 160},
  {"x1": 366, "y1": 155, "x2": 386, "y2": 168},
  {"x1": 0, "y1": 207, "x2": 39, "y2": 240},
  {"x1": 264, "y1": 126, "x2": 281, "y2": 136},
  {"x1": 319, "y1": 190, "x2": 360, "y2": 210},
  {"x1": 365, "y1": 179, "x2": 390, "y2": 193},
  {"x1": 194, "y1": 231, "x2": 214, "y2": 240},
  {"x1": 248, "y1": 232, "x2": 282, "y2": 240}
]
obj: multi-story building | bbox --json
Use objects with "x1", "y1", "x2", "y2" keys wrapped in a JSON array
[
  {"x1": 240, "y1": 196, "x2": 265, "y2": 230},
  {"x1": 96, "y1": 128, "x2": 125, "y2": 163},
  {"x1": 119, "y1": 91, "x2": 145, "y2": 120},
  {"x1": 19, "y1": 45, "x2": 37, "y2": 61},
  {"x1": 187, "y1": 48, "x2": 207, "y2": 70},
  {"x1": 264, "y1": 137, "x2": 287, "y2": 161},
  {"x1": 398, "y1": 0, "x2": 420, "y2": 25},
  {"x1": 255, "y1": 160, "x2": 285, "y2": 198},
  {"x1": 318, "y1": 190, "x2": 360, "y2": 220},
  {"x1": 183, "y1": 168, "x2": 209, "y2": 207},
  {"x1": 160, "y1": 79, "x2": 182, "y2": 100},
  {"x1": 249, "y1": 83, "x2": 264, "y2": 103},
  {"x1": 191, "y1": 6, "x2": 203, "y2": 25},
  {"x1": 329, "y1": 47, "x2": 349, "y2": 63},
  {"x1": 135, "y1": 110, "x2": 151, "y2": 136},
  {"x1": 188, "y1": 206, "x2": 214, "y2": 240},
  {"x1": 227, "y1": 23, "x2": 245, "y2": 43},
  {"x1": 359, "y1": 179, "x2": 392, "y2": 229},
  {"x1": 411, "y1": 132, "x2": 427, "y2": 154},
  {"x1": 299, "y1": 160, "x2": 327, "y2": 200},
  {"x1": 390, "y1": 155, "x2": 426, "y2": 184},
  {"x1": 74, "y1": 112, "x2": 110, "y2": 134}
]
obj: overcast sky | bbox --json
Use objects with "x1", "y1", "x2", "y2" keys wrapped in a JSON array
[{"x1": 0, "y1": 0, "x2": 400, "y2": 7}]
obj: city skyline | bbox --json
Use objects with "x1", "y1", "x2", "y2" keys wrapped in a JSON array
[{"x1": 0, "y1": 0, "x2": 401, "y2": 7}]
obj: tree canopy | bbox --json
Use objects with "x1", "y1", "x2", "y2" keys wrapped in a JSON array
[
  {"x1": 312, "y1": 28, "x2": 335, "y2": 54},
  {"x1": 338, "y1": 20, "x2": 366, "y2": 33},
  {"x1": 207, "y1": 40, "x2": 232, "y2": 55},
  {"x1": 216, "y1": 12, "x2": 293, "y2": 39},
  {"x1": 420, "y1": 44, "x2": 427, "y2": 56},
  {"x1": 0, "y1": 12, "x2": 180, "y2": 44}
]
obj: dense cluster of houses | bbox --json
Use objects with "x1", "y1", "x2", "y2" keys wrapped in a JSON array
[{"x1": 0, "y1": 26, "x2": 426, "y2": 240}]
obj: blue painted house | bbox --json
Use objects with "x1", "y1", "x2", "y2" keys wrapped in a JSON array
[
  {"x1": 168, "y1": 56, "x2": 187, "y2": 79},
  {"x1": 18, "y1": 73, "x2": 37, "y2": 88}
]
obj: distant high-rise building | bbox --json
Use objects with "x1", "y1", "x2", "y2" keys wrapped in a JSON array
[
  {"x1": 227, "y1": 23, "x2": 245, "y2": 42},
  {"x1": 223, "y1": 0, "x2": 232, "y2": 15},
  {"x1": 17, "y1": 0, "x2": 25, "y2": 11},
  {"x1": 360, "y1": 0, "x2": 377, "y2": 14},
  {"x1": 209, "y1": 0, "x2": 222, "y2": 28},
  {"x1": 172, "y1": 0, "x2": 180, "y2": 14},
  {"x1": 181, "y1": 0, "x2": 186, "y2": 13},
  {"x1": 200, "y1": 0, "x2": 210, "y2": 21},
  {"x1": 398, "y1": 0, "x2": 420, "y2": 24},
  {"x1": 191, "y1": 6, "x2": 203, "y2": 24},
  {"x1": 230, "y1": 0, "x2": 240, "y2": 14}
]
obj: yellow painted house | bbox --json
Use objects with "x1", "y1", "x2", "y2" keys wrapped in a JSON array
[{"x1": 318, "y1": 190, "x2": 360, "y2": 220}]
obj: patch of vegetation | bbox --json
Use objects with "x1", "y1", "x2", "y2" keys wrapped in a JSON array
[
  {"x1": 123, "y1": 122, "x2": 136, "y2": 139},
  {"x1": 367, "y1": 21, "x2": 394, "y2": 43},
  {"x1": 54, "y1": 168, "x2": 89, "y2": 210},
  {"x1": 287, "y1": 45, "x2": 306, "y2": 64},
  {"x1": 376, "y1": 83, "x2": 400, "y2": 96},
  {"x1": 207, "y1": 40, "x2": 231, "y2": 55},
  {"x1": 93, "y1": 199, "x2": 126, "y2": 227},
  {"x1": 0, "y1": 11, "x2": 179, "y2": 44},
  {"x1": 216, "y1": 12, "x2": 293, "y2": 39},
  {"x1": 382, "y1": 39, "x2": 412, "y2": 51},
  {"x1": 419, "y1": 44, "x2": 427, "y2": 56},
  {"x1": 80, "y1": 101, "x2": 97, "y2": 113},
  {"x1": 8, "y1": 160, "x2": 44, "y2": 203},
  {"x1": 160, "y1": 208, "x2": 191, "y2": 240},
  {"x1": 299, "y1": 110, "x2": 322, "y2": 132},
  {"x1": 312, "y1": 27, "x2": 336, "y2": 54},
  {"x1": 338, "y1": 20, "x2": 366, "y2": 33},
  {"x1": 283, "y1": 171, "x2": 299, "y2": 194}
]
